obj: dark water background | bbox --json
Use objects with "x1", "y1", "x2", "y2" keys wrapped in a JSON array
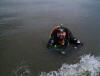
[{"x1": 0, "y1": 0, "x2": 100, "y2": 76}]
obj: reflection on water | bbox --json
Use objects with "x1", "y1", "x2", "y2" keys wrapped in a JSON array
[{"x1": 0, "y1": 0, "x2": 100, "y2": 76}]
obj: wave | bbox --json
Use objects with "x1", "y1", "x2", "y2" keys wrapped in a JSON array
[
  {"x1": 12, "y1": 55, "x2": 100, "y2": 76},
  {"x1": 40, "y1": 55, "x2": 100, "y2": 76},
  {"x1": 12, "y1": 61, "x2": 32, "y2": 76}
]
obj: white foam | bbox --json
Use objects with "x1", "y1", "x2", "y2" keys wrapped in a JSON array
[
  {"x1": 12, "y1": 62, "x2": 32, "y2": 76},
  {"x1": 40, "y1": 55, "x2": 100, "y2": 76}
]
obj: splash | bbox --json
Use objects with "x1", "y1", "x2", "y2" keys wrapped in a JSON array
[
  {"x1": 12, "y1": 62, "x2": 32, "y2": 76},
  {"x1": 40, "y1": 55, "x2": 100, "y2": 76}
]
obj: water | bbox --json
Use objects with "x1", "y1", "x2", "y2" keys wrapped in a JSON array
[
  {"x1": 40, "y1": 55, "x2": 100, "y2": 76},
  {"x1": 0, "y1": 0, "x2": 100, "y2": 76}
]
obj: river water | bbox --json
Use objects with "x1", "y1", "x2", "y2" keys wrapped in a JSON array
[{"x1": 0, "y1": 0, "x2": 100, "y2": 76}]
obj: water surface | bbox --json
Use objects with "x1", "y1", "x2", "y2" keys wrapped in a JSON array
[{"x1": 0, "y1": 0, "x2": 100, "y2": 76}]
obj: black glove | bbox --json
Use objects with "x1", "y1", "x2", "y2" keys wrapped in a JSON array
[
  {"x1": 73, "y1": 38, "x2": 83, "y2": 46},
  {"x1": 47, "y1": 39, "x2": 54, "y2": 49}
]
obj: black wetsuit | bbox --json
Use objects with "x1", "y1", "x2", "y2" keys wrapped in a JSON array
[{"x1": 47, "y1": 26, "x2": 81, "y2": 49}]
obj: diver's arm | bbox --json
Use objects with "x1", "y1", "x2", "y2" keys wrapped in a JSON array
[
  {"x1": 47, "y1": 27, "x2": 58, "y2": 48},
  {"x1": 66, "y1": 29, "x2": 81, "y2": 45},
  {"x1": 69, "y1": 34, "x2": 82, "y2": 46},
  {"x1": 47, "y1": 36, "x2": 55, "y2": 48}
]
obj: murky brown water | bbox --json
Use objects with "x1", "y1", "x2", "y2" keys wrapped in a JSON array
[{"x1": 0, "y1": 0, "x2": 100, "y2": 76}]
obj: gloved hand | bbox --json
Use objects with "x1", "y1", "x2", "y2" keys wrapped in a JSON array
[
  {"x1": 73, "y1": 38, "x2": 80, "y2": 44},
  {"x1": 47, "y1": 39, "x2": 54, "y2": 49},
  {"x1": 73, "y1": 38, "x2": 83, "y2": 46},
  {"x1": 76, "y1": 40, "x2": 81, "y2": 44}
]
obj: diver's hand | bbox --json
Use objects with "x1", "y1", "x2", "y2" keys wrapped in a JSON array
[
  {"x1": 73, "y1": 38, "x2": 81, "y2": 44},
  {"x1": 47, "y1": 39, "x2": 54, "y2": 49},
  {"x1": 47, "y1": 43, "x2": 53, "y2": 49},
  {"x1": 76, "y1": 40, "x2": 81, "y2": 44},
  {"x1": 73, "y1": 38, "x2": 83, "y2": 47}
]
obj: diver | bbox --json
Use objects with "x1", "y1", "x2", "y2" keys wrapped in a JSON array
[{"x1": 47, "y1": 24, "x2": 83, "y2": 49}]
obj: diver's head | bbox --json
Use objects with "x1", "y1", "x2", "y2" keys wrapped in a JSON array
[
  {"x1": 56, "y1": 24, "x2": 63, "y2": 27},
  {"x1": 57, "y1": 28, "x2": 66, "y2": 39}
]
